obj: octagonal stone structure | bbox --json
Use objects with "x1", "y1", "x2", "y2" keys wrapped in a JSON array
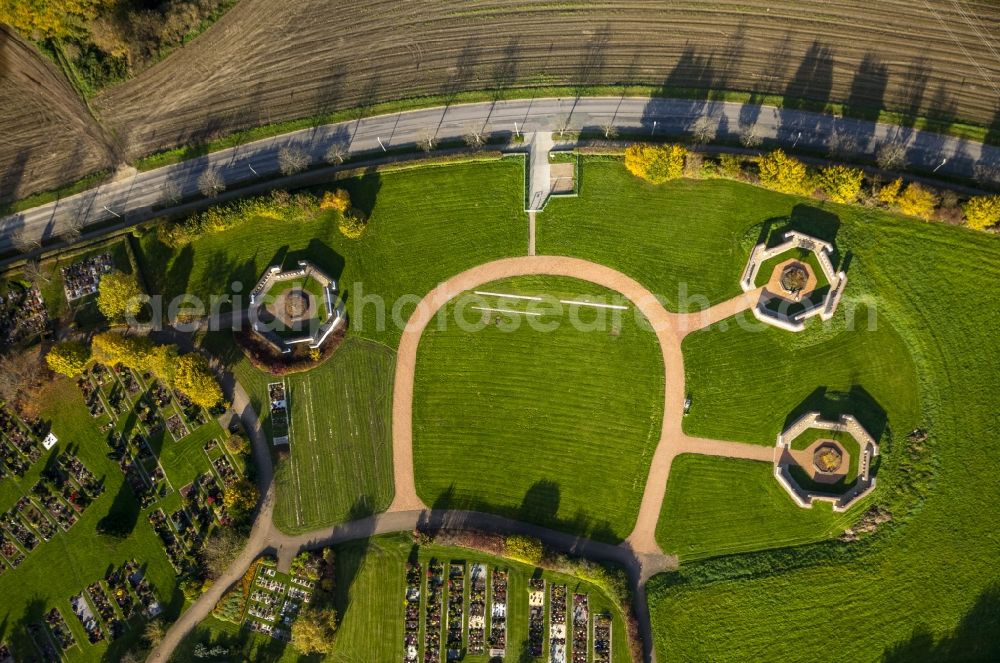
[
  {"x1": 739, "y1": 230, "x2": 848, "y2": 332},
  {"x1": 773, "y1": 412, "x2": 880, "y2": 512},
  {"x1": 249, "y1": 260, "x2": 344, "y2": 354}
]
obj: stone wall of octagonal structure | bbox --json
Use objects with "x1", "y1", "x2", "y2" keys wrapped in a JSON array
[
  {"x1": 740, "y1": 230, "x2": 848, "y2": 332},
  {"x1": 773, "y1": 411, "x2": 880, "y2": 512},
  {"x1": 249, "y1": 260, "x2": 345, "y2": 351}
]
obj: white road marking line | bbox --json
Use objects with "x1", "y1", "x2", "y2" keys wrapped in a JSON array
[
  {"x1": 473, "y1": 291, "x2": 544, "y2": 301},
  {"x1": 559, "y1": 299, "x2": 629, "y2": 310},
  {"x1": 471, "y1": 305, "x2": 543, "y2": 317}
]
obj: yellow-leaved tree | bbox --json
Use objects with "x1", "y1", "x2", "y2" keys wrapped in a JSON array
[
  {"x1": 173, "y1": 353, "x2": 223, "y2": 409},
  {"x1": 878, "y1": 177, "x2": 904, "y2": 205},
  {"x1": 97, "y1": 271, "x2": 144, "y2": 321},
  {"x1": 291, "y1": 607, "x2": 339, "y2": 654},
  {"x1": 817, "y1": 165, "x2": 865, "y2": 204},
  {"x1": 962, "y1": 195, "x2": 1000, "y2": 230},
  {"x1": 91, "y1": 332, "x2": 154, "y2": 371},
  {"x1": 0, "y1": 0, "x2": 114, "y2": 40},
  {"x1": 896, "y1": 183, "x2": 939, "y2": 220},
  {"x1": 319, "y1": 189, "x2": 351, "y2": 213},
  {"x1": 624, "y1": 144, "x2": 687, "y2": 184},
  {"x1": 222, "y1": 478, "x2": 259, "y2": 513},
  {"x1": 45, "y1": 341, "x2": 91, "y2": 377},
  {"x1": 757, "y1": 149, "x2": 811, "y2": 195}
]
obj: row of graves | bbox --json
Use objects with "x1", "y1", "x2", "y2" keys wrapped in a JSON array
[
  {"x1": 243, "y1": 562, "x2": 316, "y2": 640},
  {"x1": 404, "y1": 561, "x2": 511, "y2": 663},
  {"x1": 68, "y1": 560, "x2": 163, "y2": 647},
  {"x1": 61, "y1": 252, "x2": 113, "y2": 302},
  {"x1": 0, "y1": 408, "x2": 104, "y2": 573},
  {"x1": 148, "y1": 440, "x2": 240, "y2": 575},
  {"x1": 0, "y1": 281, "x2": 49, "y2": 346},
  {"x1": 530, "y1": 579, "x2": 612, "y2": 663},
  {"x1": 268, "y1": 382, "x2": 291, "y2": 446}
]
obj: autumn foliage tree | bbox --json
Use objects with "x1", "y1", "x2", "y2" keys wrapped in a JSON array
[
  {"x1": 757, "y1": 149, "x2": 810, "y2": 195},
  {"x1": 45, "y1": 341, "x2": 91, "y2": 377},
  {"x1": 222, "y1": 478, "x2": 258, "y2": 514},
  {"x1": 290, "y1": 607, "x2": 339, "y2": 654},
  {"x1": 624, "y1": 144, "x2": 687, "y2": 184},
  {"x1": 320, "y1": 189, "x2": 351, "y2": 213},
  {"x1": 962, "y1": 195, "x2": 1000, "y2": 230},
  {"x1": 0, "y1": 0, "x2": 114, "y2": 40},
  {"x1": 173, "y1": 353, "x2": 223, "y2": 409},
  {"x1": 817, "y1": 165, "x2": 865, "y2": 204},
  {"x1": 896, "y1": 183, "x2": 939, "y2": 220},
  {"x1": 97, "y1": 271, "x2": 144, "y2": 321}
]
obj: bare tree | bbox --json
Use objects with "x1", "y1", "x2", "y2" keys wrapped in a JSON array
[
  {"x1": 324, "y1": 141, "x2": 349, "y2": 165},
  {"x1": 876, "y1": 141, "x2": 908, "y2": 171},
  {"x1": 0, "y1": 350, "x2": 46, "y2": 411},
  {"x1": 463, "y1": 123, "x2": 487, "y2": 150},
  {"x1": 10, "y1": 228, "x2": 41, "y2": 254},
  {"x1": 691, "y1": 117, "x2": 717, "y2": 145},
  {"x1": 739, "y1": 124, "x2": 762, "y2": 149},
  {"x1": 827, "y1": 129, "x2": 860, "y2": 160},
  {"x1": 199, "y1": 528, "x2": 246, "y2": 580},
  {"x1": 600, "y1": 122, "x2": 618, "y2": 140},
  {"x1": 58, "y1": 216, "x2": 83, "y2": 244},
  {"x1": 21, "y1": 259, "x2": 50, "y2": 285},
  {"x1": 973, "y1": 163, "x2": 1000, "y2": 188},
  {"x1": 553, "y1": 114, "x2": 570, "y2": 139},
  {"x1": 161, "y1": 180, "x2": 182, "y2": 206},
  {"x1": 197, "y1": 169, "x2": 226, "y2": 197},
  {"x1": 278, "y1": 146, "x2": 310, "y2": 176},
  {"x1": 417, "y1": 129, "x2": 437, "y2": 153}
]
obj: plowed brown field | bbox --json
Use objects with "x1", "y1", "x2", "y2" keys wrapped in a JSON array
[
  {"x1": 3, "y1": 0, "x2": 1000, "y2": 202},
  {"x1": 0, "y1": 27, "x2": 116, "y2": 203}
]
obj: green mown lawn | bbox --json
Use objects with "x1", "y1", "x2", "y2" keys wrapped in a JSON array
[
  {"x1": 137, "y1": 159, "x2": 525, "y2": 348},
  {"x1": 170, "y1": 533, "x2": 632, "y2": 663},
  {"x1": 639, "y1": 182, "x2": 1000, "y2": 659},
  {"x1": 412, "y1": 275, "x2": 664, "y2": 543},
  {"x1": 655, "y1": 455, "x2": 846, "y2": 561},
  {"x1": 271, "y1": 338, "x2": 396, "y2": 534},
  {"x1": 681, "y1": 304, "x2": 920, "y2": 447}
]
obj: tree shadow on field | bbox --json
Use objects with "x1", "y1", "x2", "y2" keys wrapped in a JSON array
[
  {"x1": 338, "y1": 168, "x2": 381, "y2": 220},
  {"x1": 783, "y1": 41, "x2": 835, "y2": 113},
  {"x1": 640, "y1": 44, "x2": 717, "y2": 135},
  {"x1": 882, "y1": 584, "x2": 1000, "y2": 662},
  {"x1": 783, "y1": 385, "x2": 888, "y2": 445}
]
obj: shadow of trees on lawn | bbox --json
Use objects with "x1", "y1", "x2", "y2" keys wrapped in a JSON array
[{"x1": 882, "y1": 584, "x2": 1000, "y2": 662}]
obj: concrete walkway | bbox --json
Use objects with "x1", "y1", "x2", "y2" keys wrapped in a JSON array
[{"x1": 526, "y1": 131, "x2": 554, "y2": 212}]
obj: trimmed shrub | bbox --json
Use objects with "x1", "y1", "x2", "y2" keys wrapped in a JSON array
[
  {"x1": 624, "y1": 144, "x2": 687, "y2": 184},
  {"x1": 962, "y1": 195, "x2": 1000, "y2": 230},
  {"x1": 896, "y1": 183, "x2": 939, "y2": 220},
  {"x1": 757, "y1": 149, "x2": 810, "y2": 195},
  {"x1": 817, "y1": 165, "x2": 865, "y2": 204},
  {"x1": 46, "y1": 341, "x2": 91, "y2": 377}
]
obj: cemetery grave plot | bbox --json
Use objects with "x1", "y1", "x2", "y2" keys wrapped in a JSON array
[
  {"x1": 550, "y1": 584, "x2": 568, "y2": 663},
  {"x1": 267, "y1": 382, "x2": 290, "y2": 445},
  {"x1": 594, "y1": 613, "x2": 612, "y2": 663},
  {"x1": 70, "y1": 559, "x2": 165, "y2": 647},
  {"x1": 26, "y1": 621, "x2": 59, "y2": 662},
  {"x1": 445, "y1": 562, "x2": 466, "y2": 660},
  {"x1": 44, "y1": 607, "x2": 77, "y2": 652},
  {"x1": 0, "y1": 407, "x2": 45, "y2": 470},
  {"x1": 69, "y1": 592, "x2": 104, "y2": 644},
  {"x1": 490, "y1": 568, "x2": 508, "y2": 658},
  {"x1": 242, "y1": 563, "x2": 315, "y2": 641},
  {"x1": 202, "y1": 437, "x2": 245, "y2": 491},
  {"x1": 0, "y1": 282, "x2": 48, "y2": 345},
  {"x1": 468, "y1": 563, "x2": 487, "y2": 655},
  {"x1": 61, "y1": 253, "x2": 113, "y2": 302},
  {"x1": 403, "y1": 562, "x2": 421, "y2": 663},
  {"x1": 529, "y1": 578, "x2": 546, "y2": 658},
  {"x1": 424, "y1": 560, "x2": 444, "y2": 662},
  {"x1": 105, "y1": 430, "x2": 171, "y2": 509},
  {"x1": 0, "y1": 450, "x2": 101, "y2": 567},
  {"x1": 572, "y1": 594, "x2": 589, "y2": 663}
]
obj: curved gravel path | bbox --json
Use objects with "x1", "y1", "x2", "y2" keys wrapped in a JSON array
[{"x1": 150, "y1": 257, "x2": 778, "y2": 663}]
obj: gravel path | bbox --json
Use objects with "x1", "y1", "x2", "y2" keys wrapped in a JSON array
[{"x1": 149, "y1": 257, "x2": 780, "y2": 663}]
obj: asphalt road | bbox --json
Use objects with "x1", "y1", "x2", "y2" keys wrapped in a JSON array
[{"x1": 3, "y1": 96, "x2": 999, "y2": 255}]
